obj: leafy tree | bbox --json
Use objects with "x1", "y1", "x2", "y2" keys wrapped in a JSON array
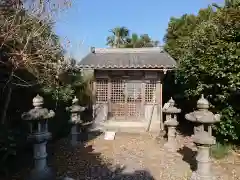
[
  {"x1": 125, "y1": 33, "x2": 141, "y2": 48},
  {"x1": 1, "y1": 2, "x2": 54, "y2": 124},
  {"x1": 164, "y1": 1, "x2": 240, "y2": 142},
  {"x1": 0, "y1": 0, "x2": 76, "y2": 123},
  {"x1": 164, "y1": 6, "x2": 215, "y2": 61},
  {"x1": 0, "y1": 1, "x2": 80, "y2": 175},
  {"x1": 213, "y1": 0, "x2": 240, "y2": 9},
  {"x1": 138, "y1": 34, "x2": 159, "y2": 47}
]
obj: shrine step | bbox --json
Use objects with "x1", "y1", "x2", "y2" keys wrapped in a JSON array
[{"x1": 95, "y1": 121, "x2": 160, "y2": 133}]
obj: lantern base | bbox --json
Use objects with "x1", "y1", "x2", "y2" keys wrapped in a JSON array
[
  {"x1": 26, "y1": 167, "x2": 55, "y2": 180},
  {"x1": 164, "y1": 141, "x2": 178, "y2": 152},
  {"x1": 70, "y1": 137, "x2": 81, "y2": 147},
  {"x1": 190, "y1": 171, "x2": 216, "y2": 180},
  {"x1": 155, "y1": 129, "x2": 166, "y2": 141}
]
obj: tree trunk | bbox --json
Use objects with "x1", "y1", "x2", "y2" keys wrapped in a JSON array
[
  {"x1": 1, "y1": 85, "x2": 12, "y2": 125},
  {"x1": 1, "y1": 71, "x2": 13, "y2": 125}
]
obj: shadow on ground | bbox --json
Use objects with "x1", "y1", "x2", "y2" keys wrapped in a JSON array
[
  {"x1": 177, "y1": 146, "x2": 197, "y2": 171},
  {"x1": 81, "y1": 125, "x2": 103, "y2": 143},
  {"x1": 51, "y1": 133, "x2": 155, "y2": 180},
  {"x1": 1, "y1": 126, "x2": 102, "y2": 179},
  {"x1": 176, "y1": 114, "x2": 194, "y2": 137},
  {"x1": 6, "y1": 130, "x2": 155, "y2": 180}
]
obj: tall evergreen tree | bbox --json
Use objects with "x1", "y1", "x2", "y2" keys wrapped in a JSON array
[{"x1": 164, "y1": 1, "x2": 240, "y2": 142}]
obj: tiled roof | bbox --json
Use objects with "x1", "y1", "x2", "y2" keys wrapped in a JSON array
[{"x1": 78, "y1": 47, "x2": 177, "y2": 69}]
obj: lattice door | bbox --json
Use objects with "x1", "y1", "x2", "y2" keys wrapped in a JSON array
[
  {"x1": 96, "y1": 79, "x2": 108, "y2": 103},
  {"x1": 111, "y1": 79, "x2": 143, "y2": 120},
  {"x1": 111, "y1": 80, "x2": 125, "y2": 119},
  {"x1": 145, "y1": 80, "x2": 157, "y2": 103},
  {"x1": 125, "y1": 80, "x2": 142, "y2": 120}
]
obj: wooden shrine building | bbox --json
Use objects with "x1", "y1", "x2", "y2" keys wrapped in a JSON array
[{"x1": 78, "y1": 47, "x2": 177, "y2": 132}]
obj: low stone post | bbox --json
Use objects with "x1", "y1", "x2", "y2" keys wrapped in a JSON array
[
  {"x1": 66, "y1": 96, "x2": 85, "y2": 146},
  {"x1": 163, "y1": 97, "x2": 181, "y2": 152},
  {"x1": 22, "y1": 95, "x2": 55, "y2": 180},
  {"x1": 185, "y1": 94, "x2": 221, "y2": 180}
]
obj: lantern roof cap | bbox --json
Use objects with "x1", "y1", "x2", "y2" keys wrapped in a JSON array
[
  {"x1": 197, "y1": 94, "x2": 209, "y2": 109},
  {"x1": 66, "y1": 96, "x2": 86, "y2": 113},
  {"x1": 72, "y1": 96, "x2": 78, "y2": 104},
  {"x1": 22, "y1": 95, "x2": 55, "y2": 121},
  {"x1": 33, "y1": 94, "x2": 43, "y2": 108},
  {"x1": 163, "y1": 97, "x2": 181, "y2": 114}
]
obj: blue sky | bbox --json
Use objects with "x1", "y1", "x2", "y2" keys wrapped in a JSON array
[{"x1": 54, "y1": 0, "x2": 224, "y2": 61}]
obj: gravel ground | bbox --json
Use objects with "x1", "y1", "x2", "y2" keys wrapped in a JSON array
[
  {"x1": 53, "y1": 132, "x2": 240, "y2": 180},
  {"x1": 7, "y1": 132, "x2": 240, "y2": 180}
]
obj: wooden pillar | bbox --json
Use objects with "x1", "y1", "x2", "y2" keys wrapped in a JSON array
[
  {"x1": 124, "y1": 79, "x2": 128, "y2": 120},
  {"x1": 156, "y1": 71, "x2": 164, "y2": 131},
  {"x1": 160, "y1": 69, "x2": 167, "y2": 132},
  {"x1": 92, "y1": 79, "x2": 96, "y2": 119},
  {"x1": 141, "y1": 77, "x2": 145, "y2": 120},
  {"x1": 156, "y1": 80, "x2": 161, "y2": 128},
  {"x1": 160, "y1": 81, "x2": 163, "y2": 131},
  {"x1": 107, "y1": 74, "x2": 112, "y2": 118}
]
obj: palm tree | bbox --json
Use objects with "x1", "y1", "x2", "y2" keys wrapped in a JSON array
[{"x1": 106, "y1": 26, "x2": 129, "y2": 48}]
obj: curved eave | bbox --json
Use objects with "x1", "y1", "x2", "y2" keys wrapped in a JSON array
[{"x1": 76, "y1": 64, "x2": 177, "y2": 70}]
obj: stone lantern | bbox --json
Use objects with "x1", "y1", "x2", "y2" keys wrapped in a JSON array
[
  {"x1": 185, "y1": 94, "x2": 221, "y2": 180},
  {"x1": 163, "y1": 97, "x2": 181, "y2": 152},
  {"x1": 66, "y1": 96, "x2": 85, "y2": 146},
  {"x1": 22, "y1": 95, "x2": 55, "y2": 180}
]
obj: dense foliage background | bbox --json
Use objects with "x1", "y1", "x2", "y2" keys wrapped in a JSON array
[
  {"x1": 164, "y1": 0, "x2": 240, "y2": 143},
  {"x1": 0, "y1": 0, "x2": 92, "y2": 176}
]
